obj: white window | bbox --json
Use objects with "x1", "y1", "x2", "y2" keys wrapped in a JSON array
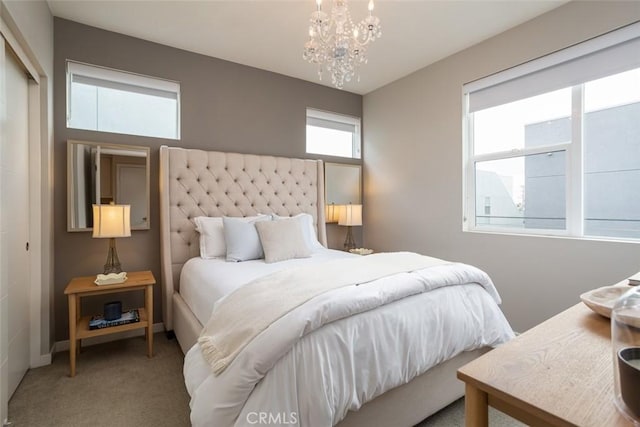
[
  {"x1": 67, "y1": 61, "x2": 180, "y2": 139},
  {"x1": 464, "y1": 23, "x2": 640, "y2": 240},
  {"x1": 306, "y1": 108, "x2": 361, "y2": 159}
]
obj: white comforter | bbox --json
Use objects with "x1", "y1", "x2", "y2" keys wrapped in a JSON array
[
  {"x1": 180, "y1": 250, "x2": 356, "y2": 325},
  {"x1": 184, "y1": 261, "x2": 514, "y2": 427}
]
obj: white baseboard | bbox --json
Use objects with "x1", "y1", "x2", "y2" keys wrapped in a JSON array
[
  {"x1": 31, "y1": 352, "x2": 52, "y2": 368},
  {"x1": 54, "y1": 322, "x2": 165, "y2": 353},
  {"x1": 29, "y1": 343, "x2": 55, "y2": 368}
]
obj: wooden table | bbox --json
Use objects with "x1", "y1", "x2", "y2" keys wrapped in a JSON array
[
  {"x1": 64, "y1": 270, "x2": 156, "y2": 377},
  {"x1": 457, "y1": 303, "x2": 636, "y2": 427}
]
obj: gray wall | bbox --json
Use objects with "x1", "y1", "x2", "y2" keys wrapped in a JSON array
[
  {"x1": 363, "y1": 1, "x2": 640, "y2": 333},
  {"x1": 54, "y1": 18, "x2": 362, "y2": 340}
]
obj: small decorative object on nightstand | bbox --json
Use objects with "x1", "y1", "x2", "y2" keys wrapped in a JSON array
[
  {"x1": 64, "y1": 270, "x2": 156, "y2": 377},
  {"x1": 92, "y1": 203, "x2": 131, "y2": 278},
  {"x1": 349, "y1": 248, "x2": 373, "y2": 256},
  {"x1": 339, "y1": 203, "x2": 362, "y2": 251},
  {"x1": 103, "y1": 301, "x2": 123, "y2": 321}
]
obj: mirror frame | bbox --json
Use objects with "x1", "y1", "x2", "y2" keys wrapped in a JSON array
[
  {"x1": 67, "y1": 140, "x2": 151, "y2": 232},
  {"x1": 325, "y1": 162, "x2": 362, "y2": 206}
]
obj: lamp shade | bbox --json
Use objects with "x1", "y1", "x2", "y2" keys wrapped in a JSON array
[
  {"x1": 92, "y1": 204, "x2": 131, "y2": 238},
  {"x1": 325, "y1": 203, "x2": 344, "y2": 223},
  {"x1": 338, "y1": 204, "x2": 362, "y2": 226}
]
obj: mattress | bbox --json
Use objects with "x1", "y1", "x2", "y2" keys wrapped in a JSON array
[{"x1": 179, "y1": 248, "x2": 357, "y2": 325}]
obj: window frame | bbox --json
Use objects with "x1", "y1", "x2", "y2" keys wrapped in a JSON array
[
  {"x1": 66, "y1": 60, "x2": 181, "y2": 140},
  {"x1": 306, "y1": 108, "x2": 362, "y2": 159},
  {"x1": 464, "y1": 111, "x2": 575, "y2": 238},
  {"x1": 463, "y1": 22, "x2": 640, "y2": 241}
]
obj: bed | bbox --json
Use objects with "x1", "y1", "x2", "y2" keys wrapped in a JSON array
[{"x1": 159, "y1": 146, "x2": 514, "y2": 427}]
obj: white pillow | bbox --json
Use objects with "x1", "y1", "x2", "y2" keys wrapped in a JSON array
[
  {"x1": 194, "y1": 215, "x2": 266, "y2": 259},
  {"x1": 272, "y1": 213, "x2": 324, "y2": 251},
  {"x1": 193, "y1": 217, "x2": 225, "y2": 259},
  {"x1": 256, "y1": 217, "x2": 312, "y2": 263},
  {"x1": 223, "y1": 216, "x2": 271, "y2": 262}
]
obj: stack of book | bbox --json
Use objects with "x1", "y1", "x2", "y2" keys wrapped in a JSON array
[
  {"x1": 628, "y1": 272, "x2": 640, "y2": 286},
  {"x1": 89, "y1": 309, "x2": 140, "y2": 330}
]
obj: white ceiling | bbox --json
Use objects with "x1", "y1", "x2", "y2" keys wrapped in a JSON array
[{"x1": 47, "y1": 0, "x2": 566, "y2": 95}]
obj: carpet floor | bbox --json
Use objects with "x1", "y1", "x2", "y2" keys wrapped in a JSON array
[
  {"x1": 8, "y1": 334, "x2": 524, "y2": 426},
  {"x1": 8, "y1": 333, "x2": 190, "y2": 427},
  {"x1": 416, "y1": 399, "x2": 525, "y2": 427}
]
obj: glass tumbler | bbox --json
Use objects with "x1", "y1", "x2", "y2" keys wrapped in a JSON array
[{"x1": 612, "y1": 286, "x2": 640, "y2": 424}]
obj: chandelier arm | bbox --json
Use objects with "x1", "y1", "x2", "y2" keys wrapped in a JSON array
[
  {"x1": 355, "y1": 28, "x2": 372, "y2": 46},
  {"x1": 315, "y1": 29, "x2": 334, "y2": 46},
  {"x1": 312, "y1": 16, "x2": 334, "y2": 45}
]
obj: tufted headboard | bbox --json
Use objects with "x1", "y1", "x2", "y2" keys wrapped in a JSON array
[{"x1": 159, "y1": 146, "x2": 327, "y2": 330}]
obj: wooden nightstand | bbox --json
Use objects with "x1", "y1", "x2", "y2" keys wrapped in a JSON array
[{"x1": 64, "y1": 270, "x2": 156, "y2": 377}]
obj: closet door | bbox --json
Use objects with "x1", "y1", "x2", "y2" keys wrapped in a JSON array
[{"x1": 1, "y1": 38, "x2": 31, "y2": 415}]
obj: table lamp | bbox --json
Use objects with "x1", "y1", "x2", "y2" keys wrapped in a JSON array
[
  {"x1": 339, "y1": 204, "x2": 362, "y2": 251},
  {"x1": 92, "y1": 203, "x2": 131, "y2": 275}
]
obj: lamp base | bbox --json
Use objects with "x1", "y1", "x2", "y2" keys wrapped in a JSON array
[
  {"x1": 343, "y1": 226, "x2": 356, "y2": 251},
  {"x1": 103, "y1": 237, "x2": 123, "y2": 274}
]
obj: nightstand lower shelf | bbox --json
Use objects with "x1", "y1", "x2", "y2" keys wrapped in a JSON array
[{"x1": 76, "y1": 307, "x2": 148, "y2": 339}]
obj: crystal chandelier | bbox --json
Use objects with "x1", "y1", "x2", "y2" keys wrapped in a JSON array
[{"x1": 303, "y1": 0, "x2": 382, "y2": 89}]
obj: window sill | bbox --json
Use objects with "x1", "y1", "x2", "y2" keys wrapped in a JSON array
[{"x1": 462, "y1": 228, "x2": 640, "y2": 245}]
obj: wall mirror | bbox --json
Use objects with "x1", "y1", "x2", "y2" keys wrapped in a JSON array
[
  {"x1": 325, "y1": 162, "x2": 362, "y2": 206},
  {"x1": 67, "y1": 140, "x2": 150, "y2": 232}
]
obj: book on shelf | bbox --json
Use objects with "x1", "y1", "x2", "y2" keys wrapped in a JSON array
[
  {"x1": 628, "y1": 271, "x2": 640, "y2": 286},
  {"x1": 89, "y1": 309, "x2": 140, "y2": 330}
]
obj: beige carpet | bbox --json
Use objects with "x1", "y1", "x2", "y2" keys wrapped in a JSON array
[
  {"x1": 8, "y1": 334, "x2": 524, "y2": 426},
  {"x1": 417, "y1": 399, "x2": 525, "y2": 427},
  {"x1": 8, "y1": 333, "x2": 190, "y2": 427}
]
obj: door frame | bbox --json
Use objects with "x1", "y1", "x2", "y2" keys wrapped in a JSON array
[{"x1": 1, "y1": 14, "x2": 50, "y2": 370}]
